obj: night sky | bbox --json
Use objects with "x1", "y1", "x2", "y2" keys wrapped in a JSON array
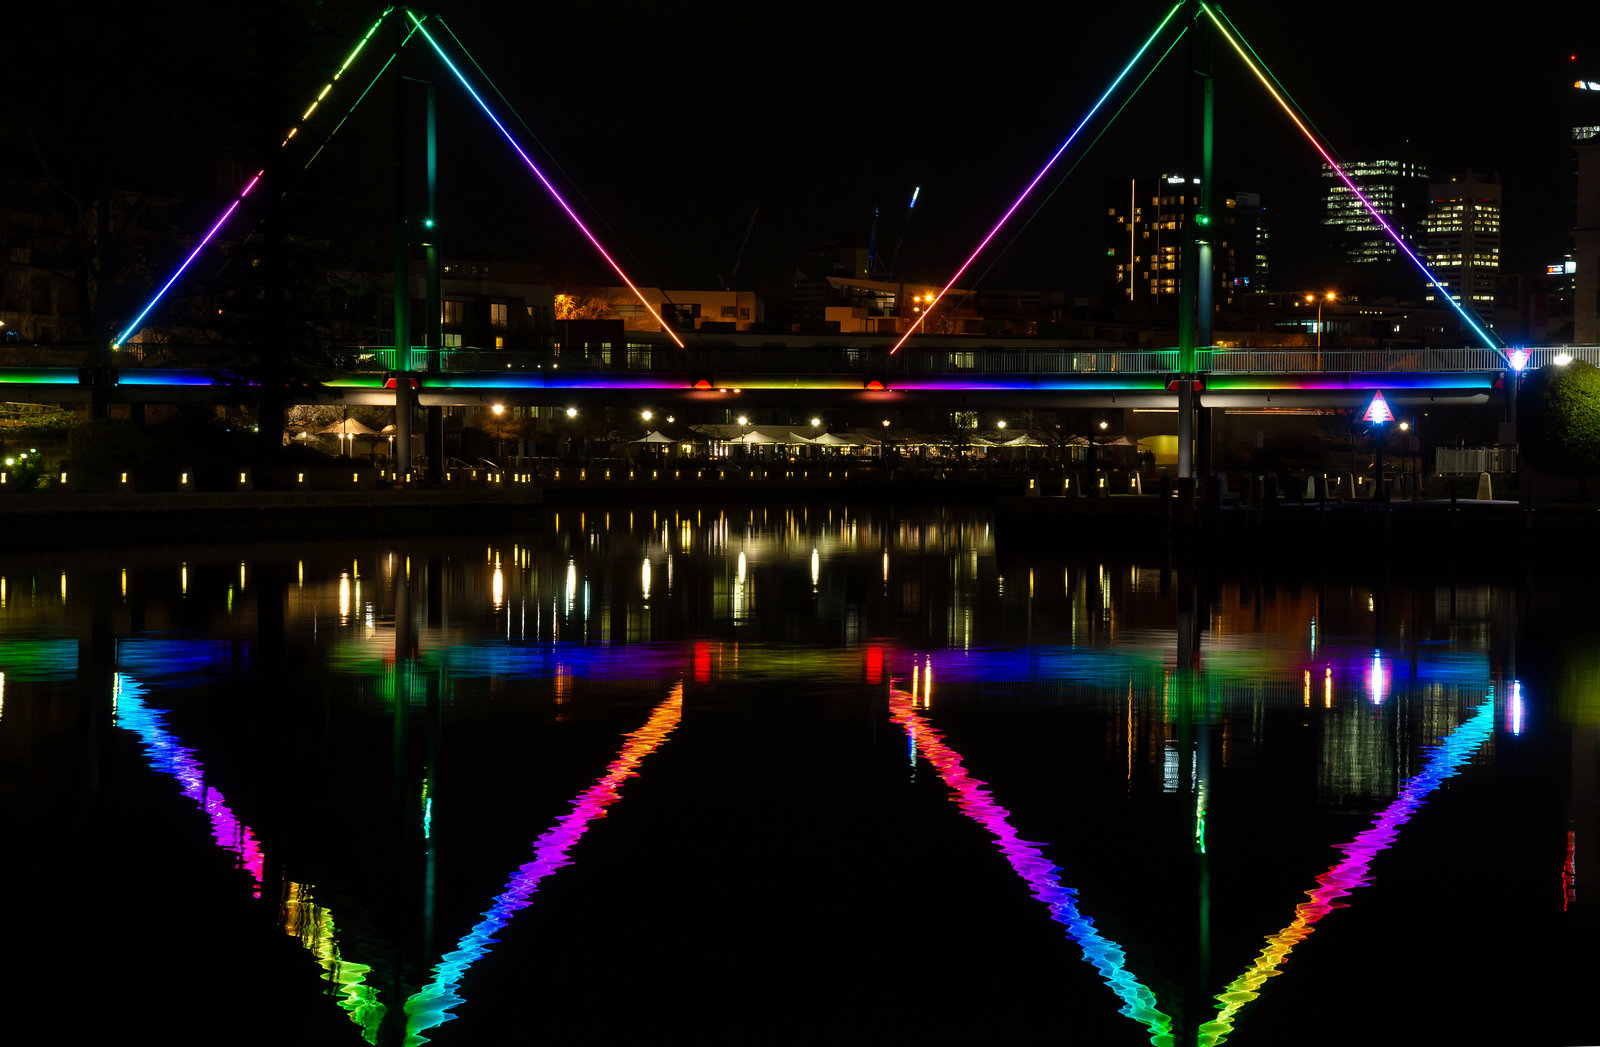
[{"x1": 7, "y1": 0, "x2": 1587, "y2": 298}]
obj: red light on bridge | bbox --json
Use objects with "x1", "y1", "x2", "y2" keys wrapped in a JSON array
[
  {"x1": 693, "y1": 378, "x2": 713, "y2": 390},
  {"x1": 383, "y1": 376, "x2": 421, "y2": 390},
  {"x1": 865, "y1": 379, "x2": 886, "y2": 391},
  {"x1": 1165, "y1": 378, "x2": 1205, "y2": 391}
]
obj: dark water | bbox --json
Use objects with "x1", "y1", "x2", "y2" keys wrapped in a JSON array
[{"x1": 1, "y1": 504, "x2": 1594, "y2": 1046}]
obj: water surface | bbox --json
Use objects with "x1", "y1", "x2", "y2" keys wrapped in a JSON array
[{"x1": 0, "y1": 504, "x2": 1592, "y2": 1045}]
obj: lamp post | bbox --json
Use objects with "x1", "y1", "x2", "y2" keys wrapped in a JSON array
[
  {"x1": 1305, "y1": 291, "x2": 1336, "y2": 368},
  {"x1": 1089, "y1": 419, "x2": 1108, "y2": 496}
]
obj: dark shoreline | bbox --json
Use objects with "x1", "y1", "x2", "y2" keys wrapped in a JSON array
[{"x1": 3, "y1": 483, "x2": 1595, "y2": 575}]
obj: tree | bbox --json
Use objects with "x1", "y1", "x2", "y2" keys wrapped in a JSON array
[{"x1": 1518, "y1": 360, "x2": 1600, "y2": 477}]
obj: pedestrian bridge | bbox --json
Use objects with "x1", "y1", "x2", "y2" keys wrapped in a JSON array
[{"x1": 2, "y1": 343, "x2": 1594, "y2": 411}]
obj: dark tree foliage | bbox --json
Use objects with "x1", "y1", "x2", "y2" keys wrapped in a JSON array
[{"x1": 1518, "y1": 361, "x2": 1600, "y2": 477}]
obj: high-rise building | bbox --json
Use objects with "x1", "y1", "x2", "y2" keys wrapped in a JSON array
[
  {"x1": 1107, "y1": 174, "x2": 1238, "y2": 304},
  {"x1": 1232, "y1": 192, "x2": 1270, "y2": 291},
  {"x1": 1320, "y1": 157, "x2": 1427, "y2": 293},
  {"x1": 1422, "y1": 172, "x2": 1501, "y2": 322},
  {"x1": 1573, "y1": 62, "x2": 1600, "y2": 343}
]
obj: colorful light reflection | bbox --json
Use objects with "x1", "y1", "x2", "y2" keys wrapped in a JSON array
[
  {"x1": 112, "y1": 674, "x2": 266, "y2": 898},
  {"x1": 1195, "y1": 695, "x2": 1497, "y2": 1045},
  {"x1": 887, "y1": 680, "x2": 1175, "y2": 1044},
  {"x1": 402, "y1": 684, "x2": 684, "y2": 1042}
]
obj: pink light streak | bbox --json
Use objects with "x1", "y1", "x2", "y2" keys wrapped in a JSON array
[
  {"x1": 889, "y1": 3, "x2": 1183, "y2": 355},
  {"x1": 406, "y1": 12, "x2": 686, "y2": 349}
]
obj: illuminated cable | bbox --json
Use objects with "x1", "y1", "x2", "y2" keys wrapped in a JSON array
[
  {"x1": 940, "y1": 24, "x2": 1189, "y2": 324},
  {"x1": 1199, "y1": 4, "x2": 1502, "y2": 353},
  {"x1": 888, "y1": 2, "x2": 1183, "y2": 355},
  {"x1": 404, "y1": 11, "x2": 687, "y2": 348},
  {"x1": 1210, "y1": 5, "x2": 1340, "y2": 164},
  {"x1": 112, "y1": 7, "x2": 395, "y2": 348},
  {"x1": 112, "y1": 184, "x2": 259, "y2": 348}
]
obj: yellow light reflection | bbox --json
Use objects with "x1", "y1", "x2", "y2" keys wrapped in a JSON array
[
  {"x1": 641, "y1": 558, "x2": 652, "y2": 601},
  {"x1": 297, "y1": 560, "x2": 304, "y2": 588},
  {"x1": 1324, "y1": 667, "x2": 1332, "y2": 708},
  {"x1": 339, "y1": 572, "x2": 351, "y2": 619},
  {"x1": 120, "y1": 568, "x2": 127, "y2": 599},
  {"x1": 60, "y1": 571, "x2": 66, "y2": 605},
  {"x1": 492, "y1": 566, "x2": 504, "y2": 610},
  {"x1": 1304, "y1": 670, "x2": 1311, "y2": 707},
  {"x1": 181, "y1": 563, "x2": 188, "y2": 595},
  {"x1": 811, "y1": 548, "x2": 819, "y2": 588}
]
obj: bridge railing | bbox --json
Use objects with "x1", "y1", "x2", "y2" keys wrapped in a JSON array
[
  {"x1": 13, "y1": 343, "x2": 1600, "y2": 377},
  {"x1": 1196, "y1": 348, "x2": 1595, "y2": 372},
  {"x1": 331, "y1": 345, "x2": 1600, "y2": 376}
]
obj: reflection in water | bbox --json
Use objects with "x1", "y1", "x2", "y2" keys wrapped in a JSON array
[
  {"x1": 113, "y1": 673, "x2": 267, "y2": 898},
  {"x1": 281, "y1": 881, "x2": 387, "y2": 1039},
  {"x1": 1, "y1": 506, "x2": 1588, "y2": 1045},
  {"x1": 1196, "y1": 695, "x2": 1499, "y2": 1046},
  {"x1": 887, "y1": 672, "x2": 1177, "y2": 1046},
  {"x1": 403, "y1": 683, "x2": 684, "y2": 1044},
  {"x1": 112, "y1": 672, "x2": 387, "y2": 1036}
]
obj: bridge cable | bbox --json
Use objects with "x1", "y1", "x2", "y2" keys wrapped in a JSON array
[
  {"x1": 1200, "y1": 4, "x2": 1503, "y2": 354},
  {"x1": 1211, "y1": 6, "x2": 1343, "y2": 168},
  {"x1": 434, "y1": 16, "x2": 693, "y2": 341},
  {"x1": 112, "y1": 7, "x2": 399, "y2": 349},
  {"x1": 933, "y1": 25, "x2": 1191, "y2": 334},
  {"x1": 404, "y1": 10, "x2": 686, "y2": 347},
  {"x1": 888, "y1": 2, "x2": 1186, "y2": 355},
  {"x1": 207, "y1": 18, "x2": 425, "y2": 287}
]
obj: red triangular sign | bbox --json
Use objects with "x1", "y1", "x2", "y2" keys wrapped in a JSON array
[{"x1": 1363, "y1": 390, "x2": 1394, "y2": 423}]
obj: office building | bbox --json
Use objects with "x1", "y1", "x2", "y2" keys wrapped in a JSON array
[
  {"x1": 1107, "y1": 175, "x2": 1239, "y2": 304},
  {"x1": 1320, "y1": 157, "x2": 1427, "y2": 294},
  {"x1": 1422, "y1": 172, "x2": 1502, "y2": 322}
]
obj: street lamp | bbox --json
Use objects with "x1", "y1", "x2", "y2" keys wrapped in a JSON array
[{"x1": 1305, "y1": 291, "x2": 1337, "y2": 355}]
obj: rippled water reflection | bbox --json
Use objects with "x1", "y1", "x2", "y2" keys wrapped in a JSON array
[{"x1": 0, "y1": 503, "x2": 1593, "y2": 1045}]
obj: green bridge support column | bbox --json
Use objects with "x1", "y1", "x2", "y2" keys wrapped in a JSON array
[
  {"x1": 1177, "y1": 0, "x2": 1214, "y2": 484},
  {"x1": 392, "y1": 14, "x2": 414, "y2": 477}
]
